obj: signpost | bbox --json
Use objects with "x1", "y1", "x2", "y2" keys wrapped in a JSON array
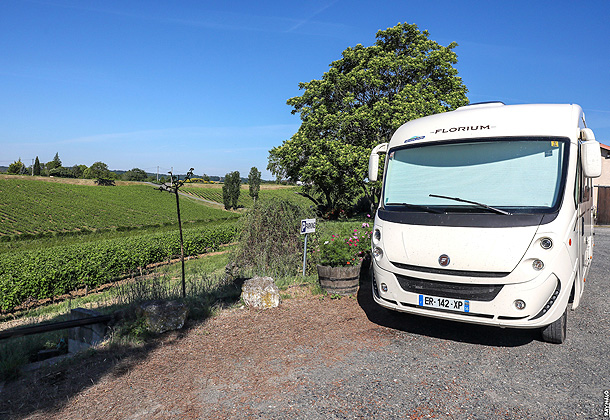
[{"x1": 300, "y1": 218, "x2": 316, "y2": 276}]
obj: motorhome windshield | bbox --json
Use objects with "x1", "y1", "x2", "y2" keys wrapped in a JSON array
[{"x1": 383, "y1": 138, "x2": 568, "y2": 213}]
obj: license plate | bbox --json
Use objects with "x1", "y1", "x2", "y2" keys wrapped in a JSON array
[{"x1": 418, "y1": 295, "x2": 469, "y2": 312}]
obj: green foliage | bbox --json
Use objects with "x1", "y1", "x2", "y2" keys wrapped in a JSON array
[
  {"x1": 0, "y1": 221, "x2": 238, "y2": 311},
  {"x1": 234, "y1": 198, "x2": 315, "y2": 276},
  {"x1": 33, "y1": 157, "x2": 41, "y2": 176},
  {"x1": 112, "y1": 315, "x2": 152, "y2": 343},
  {"x1": 46, "y1": 153, "x2": 62, "y2": 171},
  {"x1": 7, "y1": 159, "x2": 25, "y2": 175},
  {"x1": 123, "y1": 168, "x2": 148, "y2": 181},
  {"x1": 71, "y1": 164, "x2": 87, "y2": 178},
  {"x1": 318, "y1": 222, "x2": 371, "y2": 267},
  {"x1": 222, "y1": 171, "x2": 241, "y2": 210},
  {"x1": 268, "y1": 22, "x2": 469, "y2": 212},
  {"x1": 0, "y1": 344, "x2": 28, "y2": 381},
  {"x1": 0, "y1": 329, "x2": 67, "y2": 381},
  {"x1": 48, "y1": 166, "x2": 76, "y2": 178},
  {"x1": 95, "y1": 178, "x2": 115, "y2": 186},
  {"x1": 84, "y1": 161, "x2": 114, "y2": 179},
  {"x1": 248, "y1": 167, "x2": 261, "y2": 202},
  {"x1": 0, "y1": 178, "x2": 236, "y2": 239}
]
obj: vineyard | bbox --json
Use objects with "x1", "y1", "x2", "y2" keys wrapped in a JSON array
[
  {"x1": 0, "y1": 177, "x2": 317, "y2": 312},
  {"x1": 0, "y1": 177, "x2": 236, "y2": 238},
  {"x1": 0, "y1": 221, "x2": 238, "y2": 311},
  {"x1": 181, "y1": 184, "x2": 313, "y2": 209}
]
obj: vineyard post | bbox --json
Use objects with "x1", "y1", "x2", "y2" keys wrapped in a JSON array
[
  {"x1": 159, "y1": 168, "x2": 194, "y2": 298},
  {"x1": 175, "y1": 187, "x2": 185, "y2": 297}
]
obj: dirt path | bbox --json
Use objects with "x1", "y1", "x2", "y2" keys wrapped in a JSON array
[{"x1": 0, "y1": 284, "x2": 392, "y2": 419}]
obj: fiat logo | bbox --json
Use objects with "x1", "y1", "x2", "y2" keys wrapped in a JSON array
[{"x1": 438, "y1": 254, "x2": 450, "y2": 267}]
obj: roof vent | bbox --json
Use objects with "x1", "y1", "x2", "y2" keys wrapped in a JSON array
[{"x1": 456, "y1": 101, "x2": 505, "y2": 111}]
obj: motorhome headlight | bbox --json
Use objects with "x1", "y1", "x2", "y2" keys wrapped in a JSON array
[
  {"x1": 514, "y1": 299, "x2": 526, "y2": 310},
  {"x1": 373, "y1": 229, "x2": 381, "y2": 243},
  {"x1": 532, "y1": 259, "x2": 544, "y2": 271},
  {"x1": 373, "y1": 246, "x2": 383, "y2": 261},
  {"x1": 540, "y1": 237, "x2": 553, "y2": 250}
]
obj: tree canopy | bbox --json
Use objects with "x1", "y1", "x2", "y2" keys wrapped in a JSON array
[
  {"x1": 33, "y1": 157, "x2": 41, "y2": 176},
  {"x1": 248, "y1": 166, "x2": 261, "y2": 203},
  {"x1": 7, "y1": 159, "x2": 25, "y2": 174},
  {"x1": 222, "y1": 171, "x2": 241, "y2": 210},
  {"x1": 268, "y1": 22, "x2": 469, "y2": 213},
  {"x1": 47, "y1": 153, "x2": 62, "y2": 171},
  {"x1": 123, "y1": 167, "x2": 148, "y2": 181},
  {"x1": 84, "y1": 161, "x2": 113, "y2": 179}
]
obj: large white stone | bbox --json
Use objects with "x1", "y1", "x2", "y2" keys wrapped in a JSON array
[{"x1": 241, "y1": 276, "x2": 280, "y2": 309}]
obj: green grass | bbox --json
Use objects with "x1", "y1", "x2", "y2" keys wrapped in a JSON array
[
  {"x1": 0, "y1": 177, "x2": 236, "y2": 239},
  {"x1": 0, "y1": 326, "x2": 67, "y2": 381}
]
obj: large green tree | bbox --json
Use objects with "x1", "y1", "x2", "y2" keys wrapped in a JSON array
[
  {"x1": 268, "y1": 22, "x2": 469, "y2": 213},
  {"x1": 84, "y1": 161, "x2": 113, "y2": 179},
  {"x1": 46, "y1": 152, "x2": 62, "y2": 171},
  {"x1": 71, "y1": 164, "x2": 87, "y2": 178},
  {"x1": 7, "y1": 159, "x2": 25, "y2": 174},
  {"x1": 123, "y1": 167, "x2": 148, "y2": 181}
]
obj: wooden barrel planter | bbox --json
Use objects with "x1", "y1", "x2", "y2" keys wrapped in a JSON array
[{"x1": 317, "y1": 263, "x2": 361, "y2": 296}]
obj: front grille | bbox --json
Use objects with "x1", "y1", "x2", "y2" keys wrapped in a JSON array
[
  {"x1": 391, "y1": 261, "x2": 510, "y2": 278},
  {"x1": 396, "y1": 274, "x2": 503, "y2": 302}
]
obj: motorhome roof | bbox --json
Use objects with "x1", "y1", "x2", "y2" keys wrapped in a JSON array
[{"x1": 389, "y1": 103, "x2": 582, "y2": 148}]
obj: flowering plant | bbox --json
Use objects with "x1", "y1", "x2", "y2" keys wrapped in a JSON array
[{"x1": 318, "y1": 222, "x2": 372, "y2": 267}]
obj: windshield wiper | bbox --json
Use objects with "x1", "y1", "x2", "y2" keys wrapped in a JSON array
[
  {"x1": 384, "y1": 202, "x2": 443, "y2": 214},
  {"x1": 429, "y1": 194, "x2": 512, "y2": 216}
]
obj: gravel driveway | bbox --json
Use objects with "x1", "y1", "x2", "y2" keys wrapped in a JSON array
[{"x1": 2, "y1": 229, "x2": 609, "y2": 419}]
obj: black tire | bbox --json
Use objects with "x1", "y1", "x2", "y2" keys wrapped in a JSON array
[{"x1": 541, "y1": 308, "x2": 567, "y2": 344}]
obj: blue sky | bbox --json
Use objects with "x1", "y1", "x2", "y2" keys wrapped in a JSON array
[{"x1": 1, "y1": 0, "x2": 609, "y2": 179}]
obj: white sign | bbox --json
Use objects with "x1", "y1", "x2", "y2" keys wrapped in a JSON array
[{"x1": 300, "y1": 218, "x2": 316, "y2": 234}]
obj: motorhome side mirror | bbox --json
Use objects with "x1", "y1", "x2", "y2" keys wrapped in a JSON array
[
  {"x1": 369, "y1": 153, "x2": 379, "y2": 182},
  {"x1": 580, "y1": 128, "x2": 601, "y2": 178},
  {"x1": 581, "y1": 140, "x2": 602, "y2": 178},
  {"x1": 368, "y1": 143, "x2": 388, "y2": 182}
]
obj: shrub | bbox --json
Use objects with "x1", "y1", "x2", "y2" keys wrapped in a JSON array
[{"x1": 234, "y1": 198, "x2": 316, "y2": 276}]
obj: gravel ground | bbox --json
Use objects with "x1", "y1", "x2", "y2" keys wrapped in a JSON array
[{"x1": 1, "y1": 229, "x2": 609, "y2": 419}]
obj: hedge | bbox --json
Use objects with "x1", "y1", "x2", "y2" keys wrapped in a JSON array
[{"x1": 0, "y1": 222, "x2": 238, "y2": 311}]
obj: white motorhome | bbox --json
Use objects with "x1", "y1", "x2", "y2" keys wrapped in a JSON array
[{"x1": 368, "y1": 102, "x2": 601, "y2": 343}]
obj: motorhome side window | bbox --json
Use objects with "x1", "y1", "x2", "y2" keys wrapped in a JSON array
[
  {"x1": 383, "y1": 138, "x2": 567, "y2": 213},
  {"x1": 574, "y1": 156, "x2": 580, "y2": 206}
]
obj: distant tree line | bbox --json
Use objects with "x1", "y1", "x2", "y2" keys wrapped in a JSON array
[
  {"x1": 4, "y1": 154, "x2": 272, "y2": 190},
  {"x1": 4, "y1": 153, "x2": 154, "y2": 182}
]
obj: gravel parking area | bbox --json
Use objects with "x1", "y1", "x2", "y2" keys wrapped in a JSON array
[{"x1": 2, "y1": 229, "x2": 609, "y2": 419}]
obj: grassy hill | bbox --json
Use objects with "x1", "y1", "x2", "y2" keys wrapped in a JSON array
[{"x1": 0, "y1": 176, "x2": 236, "y2": 238}]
